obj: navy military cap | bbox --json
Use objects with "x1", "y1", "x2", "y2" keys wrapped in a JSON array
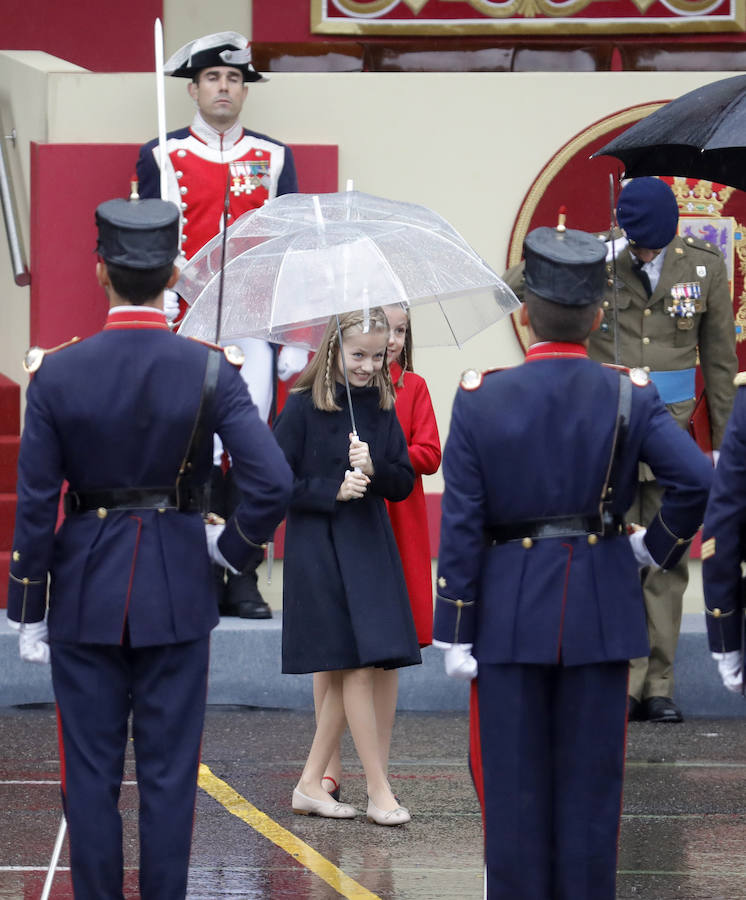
[
  {"x1": 164, "y1": 31, "x2": 266, "y2": 83},
  {"x1": 523, "y1": 226, "x2": 606, "y2": 307},
  {"x1": 95, "y1": 198, "x2": 179, "y2": 269},
  {"x1": 616, "y1": 177, "x2": 679, "y2": 250}
]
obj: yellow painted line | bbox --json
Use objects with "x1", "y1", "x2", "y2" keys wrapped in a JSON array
[{"x1": 198, "y1": 763, "x2": 380, "y2": 900}]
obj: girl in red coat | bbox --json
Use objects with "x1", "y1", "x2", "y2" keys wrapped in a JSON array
[
  {"x1": 383, "y1": 303, "x2": 442, "y2": 646},
  {"x1": 319, "y1": 303, "x2": 441, "y2": 806}
]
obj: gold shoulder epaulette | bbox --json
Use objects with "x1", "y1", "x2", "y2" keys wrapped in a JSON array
[
  {"x1": 734, "y1": 372, "x2": 746, "y2": 388},
  {"x1": 23, "y1": 336, "x2": 81, "y2": 373},
  {"x1": 186, "y1": 337, "x2": 245, "y2": 368}
]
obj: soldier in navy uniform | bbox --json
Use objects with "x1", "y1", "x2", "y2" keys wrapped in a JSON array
[
  {"x1": 434, "y1": 223, "x2": 712, "y2": 899},
  {"x1": 701, "y1": 369, "x2": 746, "y2": 694},
  {"x1": 6, "y1": 198, "x2": 292, "y2": 900},
  {"x1": 137, "y1": 31, "x2": 306, "y2": 619}
]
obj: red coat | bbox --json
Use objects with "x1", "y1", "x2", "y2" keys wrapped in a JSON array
[{"x1": 386, "y1": 363, "x2": 442, "y2": 646}]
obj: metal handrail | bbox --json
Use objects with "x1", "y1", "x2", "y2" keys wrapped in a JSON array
[{"x1": 0, "y1": 120, "x2": 30, "y2": 287}]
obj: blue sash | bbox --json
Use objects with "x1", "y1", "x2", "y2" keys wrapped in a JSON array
[{"x1": 649, "y1": 368, "x2": 696, "y2": 405}]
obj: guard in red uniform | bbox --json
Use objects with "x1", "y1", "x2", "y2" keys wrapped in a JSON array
[
  {"x1": 434, "y1": 223, "x2": 712, "y2": 899},
  {"x1": 137, "y1": 31, "x2": 306, "y2": 617}
]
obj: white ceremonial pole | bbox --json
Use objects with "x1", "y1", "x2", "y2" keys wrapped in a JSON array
[
  {"x1": 155, "y1": 18, "x2": 168, "y2": 201},
  {"x1": 40, "y1": 815, "x2": 67, "y2": 900}
]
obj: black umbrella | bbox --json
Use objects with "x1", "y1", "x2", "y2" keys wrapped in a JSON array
[{"x1": 593, "y1": 74, "x2": 746, "y2": 192}]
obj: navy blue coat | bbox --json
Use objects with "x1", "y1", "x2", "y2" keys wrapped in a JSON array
[
  {"x1": 433, "y1": 349, "x2": 713, "y2": 665},
  {"x1": 8, "y1": 310, "x2": 293, "y2": 647},
  {"x1": 702, "y1": 380, "x2": 746, "y2": 652},
  {"x1": 274, "y1": 385, "x2": 421, "y2": 673}
]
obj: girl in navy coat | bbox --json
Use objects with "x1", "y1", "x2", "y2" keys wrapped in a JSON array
[{"x1": 273, "y1": 308, "x2": 419, "y2": 825}]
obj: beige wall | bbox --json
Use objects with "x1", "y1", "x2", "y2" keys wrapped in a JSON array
[
  {"x1": 0, "y1": 59, "x2": 738, "y2": 492},
  {"x1": 161, "y1": 0, "x2": 252, "y2": 57},
  {"x1": 0, "y1": 51, "x2": 85, "y2": 389}
]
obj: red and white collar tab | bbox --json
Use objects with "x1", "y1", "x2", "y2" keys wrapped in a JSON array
[
  {"x1": 104, "y1": 306, "x2": 170, "y2": 330},
  {"x1": 525, "y1": 341, "x2": 588, "y2": 362}
]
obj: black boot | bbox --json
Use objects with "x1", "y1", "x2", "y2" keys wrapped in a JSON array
[{"x1": 226, "y1": 567, "x2": 272, "y2": 619}]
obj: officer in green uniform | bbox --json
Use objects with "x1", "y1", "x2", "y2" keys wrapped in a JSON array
[{"x1": 505, "y1": 177, "x2": 737, "y2": 722}]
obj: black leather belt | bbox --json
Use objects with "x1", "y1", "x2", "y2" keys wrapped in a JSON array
[
  {"x1": 64, "y1": 487, "x2": 206, "y2": 515},
  {"x1": 486, "y1": 514, "x2": 626, "y2": 544}
]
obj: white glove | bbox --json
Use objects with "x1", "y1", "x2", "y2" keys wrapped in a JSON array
[
  {"x1": 629, "y1": 527, "x2": 657, "y2": 571},
  {"x1": 277, "y1": 346, "x2": 309, "y2": 381},
  {"x1": 19, "y1": 620, "x2": 50, "y2": 665},
  {"x1": 443, "y1": 643, "x2": 478, "y2": 681},
  {"x1": 712, "y1": 650, "x2": 742, "y2": 694},
  {"x1": 163, "y1": 289, "x2": 181, "y2": 323},
  {"x1": 712, "y1": 450, "x2": 720, "y2": 468},
  {"x1": 205, "y1": 522, "x2": 238, "y2": 574}
]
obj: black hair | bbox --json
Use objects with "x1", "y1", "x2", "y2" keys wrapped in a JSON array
[
  {"x1": 104, "y1": 261, "x2": 174, "y2": 304},
  {"x1": 524, "y1": 289, "x2": 601, "y2": 344}
]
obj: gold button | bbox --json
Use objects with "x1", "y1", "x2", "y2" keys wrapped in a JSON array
[
  {"x1": 642, "y1": 337, "x2": 650, "y2": 345},
  {"x1": 603, "y1": 301, "x2": 610, "y2": 308},
  {"x1": 97, "y1": 507, "x2": 107, "y2": 519},
  {"x1": 607, "y1": 279, "x2": 613, "y2": 287},
  {"x1": 12, "y1": 550, "x2": 20, "y2": 561},
  {"x1": 588, "y1": 534, "x2": 598, "y2": 545},
  {"x1": 713, "y1": 608, "x2": 722, "y2": 618},
  {"x1": 644, "y1": 309, "x2": 652, "y2": 317},
  {"x1": 158, "y1": 508, "x2": 166, "y2": 514},
  {"x1": 456, "y1": 599, "x2": 464, "y2": 608},
  {"x1": 22, "y1": 577, "x2": 29, "y2": 585},
  {"x1": 522, "y1": 537, "x2": 533, "y2": 549},
  {"x1": 677, "y1": 537, "x2": 685, "y2": 545}
]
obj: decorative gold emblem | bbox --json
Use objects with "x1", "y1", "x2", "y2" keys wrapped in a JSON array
[
  {"x1": 437, "y1": 576, "x2": 447, "y2": 588},
  {"x1": 460, "y1": 369, "x2": 483, "y2": 391},
  {"x1": 701, "y1": 537, "x2": 716, "y2": 560},
  {"x1": 23, "y1": 347, "x2": 45, "y2": 373},
  {"x1": 12, "y1": 550, "x2": 20, "y2": 562},
  {"x1": 223, "y1": 344, "x2": 245, "y2": 367},
  {"x1": 629, "y1": 367, "x2": 649, "y2": 387}
]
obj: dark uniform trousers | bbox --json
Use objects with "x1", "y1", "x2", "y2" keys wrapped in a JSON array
[
  {"x1": 473, "y1": 663, "x2": 628, "y2": 900},
  {"x1": 51, "y1": 634, "x2": 209, "y2": 900}
]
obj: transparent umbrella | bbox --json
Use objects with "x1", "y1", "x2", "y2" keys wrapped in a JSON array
[{"x1": 178, "y1": 196, "x2": 519, "y2": 351}]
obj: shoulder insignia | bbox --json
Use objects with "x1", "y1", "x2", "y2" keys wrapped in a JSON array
[
  {"x1": 23, "y1": 337, "x2": 81, "y2": 373},
  {"x1": 629, "y1": 367, "x2": 650, "y2": 387},
  {"x1": 460, "y1": 369, "x2": 483, "y2": 391},
  {"x1": 185, "y1": 337, "x2": 245, "y2": 368},
  {"x1": 23, "y1": 347, "x2": 45, "y2": 374},
  {"x1": 734, "y1": 372, "x2": 746, "y2": 387},
  {"x1": 223, "y1": 344, "x2": 245, "y2": 367},
  {"x1": 680, "y1": 234, "x2": 721, "y2": 257}
]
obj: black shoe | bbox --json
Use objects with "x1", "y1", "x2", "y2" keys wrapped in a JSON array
[
  {"x1": 642, "y1": 696, "x2": 683, "y2": 723},
  {"x1": 227, "y1": 572, "x2": 272, "y2": 620},
  {"x1": 628, "y1": 696, "x2": 642, "y2": 721}
]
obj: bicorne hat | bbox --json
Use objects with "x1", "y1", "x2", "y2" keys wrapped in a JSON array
[{"x1": 164, "y1": 31, "x2": 267, "y2": 83}]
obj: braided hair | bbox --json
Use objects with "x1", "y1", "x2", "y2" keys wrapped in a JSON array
[{"x1": 292, "y1": 308, "x2": 395, "y2": 412}]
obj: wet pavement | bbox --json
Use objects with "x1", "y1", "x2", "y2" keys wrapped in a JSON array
[{"x1": 2, "y1": 704, "x2": 746, "y2": 899}]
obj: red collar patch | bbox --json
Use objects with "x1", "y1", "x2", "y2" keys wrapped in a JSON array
[
  {"x1": 525, "y1": 342, "x2": 588, "y2": 362},
  {"x1": 104, "y1": 308, "x2": 170, "y2": 331}
]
